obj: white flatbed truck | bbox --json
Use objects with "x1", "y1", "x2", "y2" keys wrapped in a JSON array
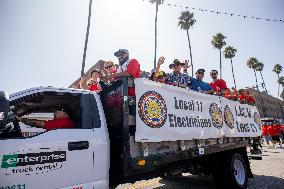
[{"x1": 0, "y1": 78, "x2": 262, "y2": 189}]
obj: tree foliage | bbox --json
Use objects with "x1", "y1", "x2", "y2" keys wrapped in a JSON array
[
  {"x1": 246, "y1": 57, "x2": 259, "y2": 69},
  {"x1": 281, "y1": 89, "x2": 284, "y2": 101},
  {"x1": 255, "y1": 62, "x2": 264, "y2": 72},
  {"x1": 211, "y1": 33, "x2": 226, "y2": 50},
  {"x1": 178, "y1": 11, "x2": 196, "y2": 30},
  {"x1": 278, "y1": 76, "x2": 284, "y2": 86},
  {"x1": 273, "y1": 64, "x2": 283, "y2": 75},
  {"x1": 223, "y1": 46, "x2": 237, "y2": 59}
]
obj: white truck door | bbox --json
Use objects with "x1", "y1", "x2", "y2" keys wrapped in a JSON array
[{"x1": 0, "y1": 93, "x2": 109, "y2": 189}]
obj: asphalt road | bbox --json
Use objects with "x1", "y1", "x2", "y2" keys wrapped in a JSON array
[{"x1": 117, "y1": 145, "x2": 284, "y2": 189}]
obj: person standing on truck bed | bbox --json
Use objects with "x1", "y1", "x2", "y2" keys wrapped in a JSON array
[
  {"x1": 209, "y1": 70, "x2": 228, "y2": 95},
  {"x1": 15, "y1": 105, "x2": 74, "y2": 131},
  {"x1": 102, "y1": 49, "x2": 140, "y2": 96},
  {"x1": 161, "y1": 58, "x2": 191, "y2": 88},
  {"x1": 79, "y1": 69, "x2": 102, "y2": 92},
  {"x1": 189, "y1": 69, "x2": 215, "y2": 94}
]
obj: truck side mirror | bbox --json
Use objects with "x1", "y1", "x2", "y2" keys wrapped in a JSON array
[{"x1": 0, "y1": 91, "x2": 9, "y2": 129}]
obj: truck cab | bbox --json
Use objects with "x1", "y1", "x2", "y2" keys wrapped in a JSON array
[{"x1": 0, "y1": 87, "x2": 109, "y2": 189}]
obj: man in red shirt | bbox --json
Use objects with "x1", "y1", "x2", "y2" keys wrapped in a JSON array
[
  {"x1": 238, "y1": 89, "x2": 248, "y2": 104},
  {"x1": 209, "y1": 70, "x2": 227, "y2": 95},
  {"x1": 269, "y1": 123, "x2": 282, "y2": 148},
  {"x1": 246, "y1": 90, "x2": 256, "y2": 105},
  {"x1": 103, "y1": 49, "x2": 141, "y2": 96},
  {"x1": 16, "y1": 105, "x2": 74, "y2": 131},
  {"x1": 262, "y1": 125, "x2": 272, "y2": 146}
]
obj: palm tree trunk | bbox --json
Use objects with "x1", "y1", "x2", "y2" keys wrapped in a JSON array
[
  {"x1": 278, "y1": 74, "x2": 280, "y2": 98},
  {"x1": 230, "y1": 59, "x2": 237, "y2": 89},
  {"x1": 153, "y1": 2, "x2": 158, "y2": 69},
  {"x1": 260, "y1": 71, "x2": 267, "y2": 93},
  {"x1": 253, "y1": 69, "x2": 259, "y2": 91},
  {"x1": 186, "y1": 29, "x2": 193, "y2": 77},
  {"x1": 81, "y1": 0, "x2": 93, "y2": 77},
  {"x1": 219, "y1": 49, "x2": 222, "y2": 79}
]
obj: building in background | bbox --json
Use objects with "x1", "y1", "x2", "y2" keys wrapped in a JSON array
[
  {"x1": 248, "y1": 88, "x2": 284, "y2": 121},
  {"x1": 69, "y1": 60, "x2": 106, "y2": 88}
]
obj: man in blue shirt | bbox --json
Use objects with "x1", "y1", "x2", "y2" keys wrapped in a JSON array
[{"x1": 190, "y1": 69, "x2": 215, "y2": 94}]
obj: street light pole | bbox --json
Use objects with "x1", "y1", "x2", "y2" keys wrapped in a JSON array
[{"x1": 81, "y1": 0, "x2": 93, "y2": 77}]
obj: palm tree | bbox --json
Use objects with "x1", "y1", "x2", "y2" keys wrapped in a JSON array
[
  {"x1": 151, "y1": 0, "x2": 163, "y2": 69},
  {"x1": 178, "y1": 11, "x2": 196, "y2": 77},
  {"x1": 278, "y1": 76, "x2": 284, "y2": 87},
  {"x1": 280, "y1": 89, "x2": 284, "y2": 101},
  {"x1": 81, "y1": 0, "x2": 93, "y2": 77},
  {"x1": 246, "y1": 57, "x2": 259, "y2": 91},
  {"x1": 211, "y1": 33, "x2": 226, "y2": 79},
  {"x1": 255, "y1": 62, "x2": 267, "y2": 93},
  {"x1": 223, "y1": 46, "x2": 237, "y2": 89},
  {"x1": 273, "y1": 64, "x2": 283, "y2": 98}
]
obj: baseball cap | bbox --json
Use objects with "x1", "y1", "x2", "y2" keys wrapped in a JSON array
[
  {"x1": 196, "y1": 69, "x2": 205, "y2": 73},
  {"x1": 114, "y1": 49, "x2": 129, "y2": 57},
  {"x1": 53, "y1": 105, "x2": 73, "y2": 117}
]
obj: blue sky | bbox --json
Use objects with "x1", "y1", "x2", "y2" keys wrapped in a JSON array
[{"x1": 0, "y1": 0, "x2": 283, "y2": 98}]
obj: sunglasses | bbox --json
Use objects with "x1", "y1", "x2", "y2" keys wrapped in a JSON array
[
  {"x1": 197, "y1": 72, "x2": 204, "y2": 75},
  {"x1": 210, "y1": 73, "x2": 217, "y2": 75},
  {"x1": 104, "y1": 65, "x2": 113, "y2": 69}
]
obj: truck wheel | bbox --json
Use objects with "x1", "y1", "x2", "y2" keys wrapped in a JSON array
[{"x1": 213, "y1": 153, "x2": 248, "y2": 189}]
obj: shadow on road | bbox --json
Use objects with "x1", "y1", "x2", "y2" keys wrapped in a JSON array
[
  {"x1": 156, "y1": 174, "x2": 284, "y2": 189},
  {"x1": 248, "y1": 174, "x2": 284, "y2": 189},
  {"x1": 157, "y1": 175, "x2": 217, "y2": 189}
]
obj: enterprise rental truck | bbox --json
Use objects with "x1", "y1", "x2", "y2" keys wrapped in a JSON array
[{"x1": 0, "y1": 78, "x2": 262, "y2": 189}]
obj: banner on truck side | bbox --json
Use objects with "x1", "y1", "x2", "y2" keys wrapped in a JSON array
[{"x1": 135, "y1": 79, "x2": 262, "y2": 142}]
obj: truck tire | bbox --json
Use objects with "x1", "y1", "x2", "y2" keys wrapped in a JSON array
[{"x1": 212, "y1": 153, "x2": 248, "y2": 189}]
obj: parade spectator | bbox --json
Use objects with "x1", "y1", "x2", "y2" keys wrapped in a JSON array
[
  {"x1": 269, "y1": 123, "x2": 282, "y2": 149},
  {"x1": 209, "y1": 70, "x2": 228, "y2": 95},
  {"x1": 246, "y1": 90, "x2": 256, "y2": 105},
  {"x1": 98, "y1": 60, "x2": 119, "y2": 89},
  {"x1": 262, "y1": 125, "x2": 272, "y2": 147},
  {"x1": 238, "y1": 89, "x2": 247, "y2": 104},
  {"x1": 189, "y1": 69, "x2": 214, "y2": 94},
  {"x1": 157, "y1": 71, "x2": 167, "y2": 83},
  {"x1": 102, "y1": 49, "x2": 141, "y2": 96},
  {"x1": 223, "y1": 88, "x2": 232, "y2": 100},
  {"x1": 104, "y1": 60, "x2": 117, "y2": 75},
  {"x1": 280, "y1": 124, "x2": 284, "y2": 143},
  {"x1": 166, "y1": 59, "x2": 191, "y2": 88},
  {"x1": 230, "y1": 87, "x2": 239, "y2": 101},
  {"x1": 150, "y1": 57, "x2": 165, "y2": 82},
  {"x1": 79, "y1": 69, "x2": 102, "y2": 93},
  {"x1": 149, "y1": 70, "x2": 158, "y2": 82}
]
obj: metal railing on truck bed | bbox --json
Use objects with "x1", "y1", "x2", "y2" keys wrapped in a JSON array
[{"x1": 100, "y1": 77, "x2": 260, "y2": 185}]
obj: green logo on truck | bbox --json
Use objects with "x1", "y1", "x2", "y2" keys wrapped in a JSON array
[
  {"x1": 1, "y1": 151, "x2": 66, "y2": 169},
  {"x1": 1, "y1": 154, "x2": 18, "y2": 168}
]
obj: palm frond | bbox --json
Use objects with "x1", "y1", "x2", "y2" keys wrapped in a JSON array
[
  {"x1": 223, "y1": 46, "x2": 237, "y2": 59},
  {"x1": 273, "y1": 64, "x2": 283, "y2": 74},
  {"x1": 246, "y1": 57, "x2": 258, "y2": 69},
  {"x1": 178, "y1": 11, "x2": 196, "y2": 30},
  {"x1": 211, "y1": 33, "x2": 226, "y2": 49},
  {"x1": 255, "y1": 62, "x2": 264, "y2": 71}
]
